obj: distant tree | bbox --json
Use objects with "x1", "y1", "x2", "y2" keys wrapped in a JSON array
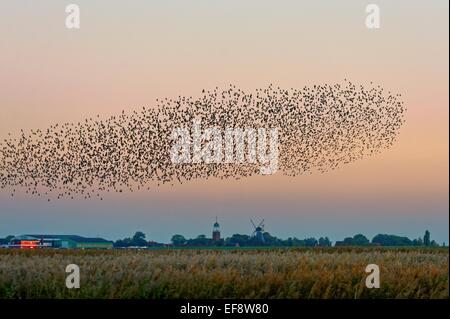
[
  {"x1": 423, "y1": 230, "x2": 430, "y2": 247},
  {"x1": 262, "y1": 232, "x2": 280, "y2": 246},
  {"x1": 188, "y1": 234, "x2": 210, "y2": 246},
  {"x1": 113, "y1": 232, "x2": 147, "y2": 247},
  {"x1": 226, "y1": 234, "x2": 251, "y2": 246},
  {"x1": 335, "y1": 237, "x2": 352, "y2": 246},
  {"x1": 304, "y1": 237, "x2": 318, "y2": 247},
  {"x1": 291, "y1": 237, "x2": 305, "y2": 246},
  {"x1": 335, "y1": 234, "x2": 369, "y2": 246},
  {"x1": 131, "y1": 231, "x2": 147, "y2": 246},
  {"x1": 114, "y1": 237, "x2": 131, "y2": 247},
  {"x1": 318, "y1": 237, "x2": 332, "y2": 247},
  {"x1": 283, "y1": 237, "x2": 294, "y2": 247},
  {"x1": 284, "y1": 237, "x2": 316, "y2": 247},
  {"x1": 371, "y1": 234, "x2": 412, "y2": 246},
  {"x1": 430, "y1": 240, "x2": 439, "y2": 247},
  {"x1": 171, "y1": 234, "x2": 186, "y2": 246},
  {"x1": 353, "y1": 234, "x2": 370, "y2": 246},
  {"x1": 0, "y1": 235, "x2": 14, "y2": 245}
]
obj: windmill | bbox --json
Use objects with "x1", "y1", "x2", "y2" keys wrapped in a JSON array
[{"x1": 250, "y1": 219, "x2": 265, "y2": 243}]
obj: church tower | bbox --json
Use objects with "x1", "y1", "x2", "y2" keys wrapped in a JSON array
[{"x1": 212, "y1": 217, "x2": 220, "y2": 241}]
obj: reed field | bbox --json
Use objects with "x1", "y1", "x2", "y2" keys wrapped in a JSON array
[{"x1": 0, "y1": 247, "x2": 448, "y2": 299}]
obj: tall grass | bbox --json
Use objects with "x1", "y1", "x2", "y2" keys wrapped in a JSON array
[{"x1": 0, "y1": 248, "x2": 447, "y2": 298}]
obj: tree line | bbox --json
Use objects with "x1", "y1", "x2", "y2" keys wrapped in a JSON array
[
  {"x1": 110, "y1": 229, "x2": 443, "y2": 248},
  {"x1": 0, "y1": 230, "x2": 442, "y2": 248},
  {"x1": 334, "y1": 230, "x2": 440, "y2": 247}
]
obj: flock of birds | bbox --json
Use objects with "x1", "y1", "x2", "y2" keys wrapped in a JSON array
[{"x1": 0, "y1": 81, "x2": 405, "y2": 200}]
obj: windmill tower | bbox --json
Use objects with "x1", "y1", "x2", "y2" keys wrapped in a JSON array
[
  {"x1": 251, "y1": 219, "x2": 265, "y2": 243},
  {"x1": 212, "y1": 217, "x2": 221, "y2": 241}
]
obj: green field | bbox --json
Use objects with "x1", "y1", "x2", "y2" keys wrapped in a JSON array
[{"x1": 0, "y1": 247, "x2": 448, "y2": 299}]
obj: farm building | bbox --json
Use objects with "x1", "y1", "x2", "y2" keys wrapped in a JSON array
[{"x1": 10, "y1": 234, "x2": 113, "y2": 249}]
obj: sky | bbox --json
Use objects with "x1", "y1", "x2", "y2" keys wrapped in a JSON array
[{"x1": 0, "y1": 0, "x2": 448, "y2": 244}]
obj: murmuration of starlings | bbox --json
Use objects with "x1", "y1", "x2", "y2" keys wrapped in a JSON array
[{"x1": 0, "y1": 81, "x2": 405, "y2": 200}]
